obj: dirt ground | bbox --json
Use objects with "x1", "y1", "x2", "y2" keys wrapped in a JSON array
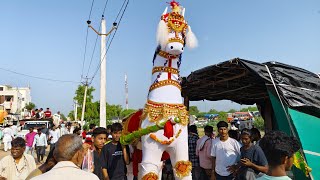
[{"x1": 0, "y1": 147, "x2": 10, "y2": 159}]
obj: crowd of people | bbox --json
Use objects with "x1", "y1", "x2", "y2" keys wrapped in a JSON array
[
  {"x1": 0, "y1": 119, "x2": 300, "y2": 180},
  {"x1": 188, "y1": 121, "x2": 300, "y2": 180}
]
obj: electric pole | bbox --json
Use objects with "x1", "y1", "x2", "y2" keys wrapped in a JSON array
[
  {"x1": 74, "y1": 101, "x2": 78, "y2": 121},
  {"x1": 87, "y1": 16, "x2": 117, "y2": 128},
  {"x1": 80, "y1": 78, "x2": 89, "y2": 131}
]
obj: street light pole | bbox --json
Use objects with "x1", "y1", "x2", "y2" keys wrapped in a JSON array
[{"x1": 87, "y1": 16, "x2": 116, "y2": 128}]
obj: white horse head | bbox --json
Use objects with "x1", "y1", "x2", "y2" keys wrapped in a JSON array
[{"x1": 156, "y1": 6, "x2": 198, "y2": 55}]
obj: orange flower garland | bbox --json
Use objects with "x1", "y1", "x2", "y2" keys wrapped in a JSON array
[
  {"x1": 142, "y1": 172, "x2": 158, "y2": 180},
  {"x1": 174, "y1": 160, "x2": 192, "y2": 178},
  {"x1": 149, "y1": 129, "x2": 182, "y2": 145}
]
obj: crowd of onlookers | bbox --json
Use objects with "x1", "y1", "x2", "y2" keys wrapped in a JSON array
[
  {"x1": 0, "y1": 119, "x2": 300, "y2": 180},
  {"x1": 187, "y1": 121, "x2": 299, "y2": 180}
]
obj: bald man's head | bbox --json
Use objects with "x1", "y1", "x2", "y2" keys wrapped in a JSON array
[{"x1": 53, "y1": 134, "x2": 83, "y2": 162}]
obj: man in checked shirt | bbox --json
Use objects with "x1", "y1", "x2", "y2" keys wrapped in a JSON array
[{"x1": 188, "y1": 125, "x2": 200, "y2": 180}]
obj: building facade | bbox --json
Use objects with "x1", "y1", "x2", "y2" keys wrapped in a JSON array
[{"x1": 0, "y1": 85, "x2": 31, "y2": 114}]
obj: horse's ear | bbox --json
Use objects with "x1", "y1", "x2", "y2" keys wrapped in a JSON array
[
  {"x1": 181, "y1": 8, "x2": 185, "y2": 17},
  {"x1": 156, "y1": 20, "x2": 168, "y2": 48},
  {"x1": 162, "y1": 7, "x2": 168, "y2": 15},
  {"x1": 186, "y1": 25, "x2": 198, "y2": 49}
]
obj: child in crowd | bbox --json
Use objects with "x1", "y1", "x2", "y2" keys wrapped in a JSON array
[
  {"x1": 102, "y1": 123, "x2": 130, "y2": 180},
  {"x1": 85, "y1": 124, "x2": 96, "y2": 145},
  {"x1": 257, "y1": 131, "x2": 300, "y2": 180},
  {"x1": 251, "y1": 128, "x2": 261, "y2": 145},
  {"x1": 236, "y1": 128, "x2": 268, "y2": 180},
  {"x1": 91, "y1": 127, "x2": 108, "y2": 180}
]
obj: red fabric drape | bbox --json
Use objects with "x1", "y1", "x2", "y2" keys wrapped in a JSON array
[{"x1": 163, "y1": 120, "x2": 174, "y2": 138}]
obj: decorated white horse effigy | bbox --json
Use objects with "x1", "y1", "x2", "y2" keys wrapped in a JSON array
[{"x1": 120, "y1": 1, "x2": 197, "y2": 179}]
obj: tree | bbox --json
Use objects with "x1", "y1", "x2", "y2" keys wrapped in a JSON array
[
  {"x1": 189, "y1": 106, "x2": 199, "y2": 115},
  {"x1": 68, "y1": 110, "x2": 75, "y2": 120},
  {"x1": 69, "y1": 85, "x2": 99, "y2": 122},
  {"x1": 24, "y1": 102, "x2": 36, "y2": 111},
  {"x1": 195, "y1": 112, "x2": 206, "y2": 119},
  {"x1": 106, "y1": 104, "x2": 122, "y2": 120},
  {"x1": 60, "y1": 113, "x2": 67, "y2": 121},
  {"x1": 254, "y1": 117, "x2": 264, "y2": 131},
  {"x1": 73, "y1": 85, "x2": 95, "y2": 108},
  {"x1": 228, "y1": 109, "x2": 237, "y2": 113},
  {"x1": 240, "y1": 106, "x2": 258, "y2": 112},
  {"x1": 217, "y1": 111, "x2": 227, "y2": 121},
  {"x1": 208, "y1": 109, "x2": 218, "y2": 114},
  {"x1": 85, "y1": 101, "x2": 99, "y2": 120}
]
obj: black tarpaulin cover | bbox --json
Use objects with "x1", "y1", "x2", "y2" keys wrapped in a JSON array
[{"x1": 182, "y1": 58, "x2": 320, "y2": 118}]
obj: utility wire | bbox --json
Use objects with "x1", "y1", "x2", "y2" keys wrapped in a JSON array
[
  {"x1": 85, "y1": 0, "x2": 110, "y2": 78},
  {"x1": 115, "y1": 0, "x2": 127, "y2": 21},
  {"x1": 102, "y1": 0, "x2": 110, "y2": 16},
  {"x1": 81, "y1": 27, "x2": 90, "y2": 80},
  {"x1": 88, "y1": 0, "x2": 95, "y2": 20},
  {"x1": 86, "y1": 25, "x2": 101, "y2": 78},
  {"x1": 89, "y1": 0, "x2": 129, "y2": 84},
  {"x1": 80, "y1": 0, "x2": 96, "y2": 81},
  {"x1": 0, "y1": 67, "x2": 80, "y2": 84}
]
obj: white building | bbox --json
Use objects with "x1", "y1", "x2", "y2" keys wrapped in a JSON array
[{"x1": 0, "y1": 85, "x2": 31, "y2": 114}]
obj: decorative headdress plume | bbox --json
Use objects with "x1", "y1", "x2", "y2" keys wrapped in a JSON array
[
  {"x1": 156, "y1": 0, "x2": 198, "y2": 49},
  {"x1": 156, "y1": 7, "x2": 169, "y2": 48}
]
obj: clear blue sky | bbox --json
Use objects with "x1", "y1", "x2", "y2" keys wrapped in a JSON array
[{"x1": 1, "y1": 0, "x2": 319, "y2": 115}]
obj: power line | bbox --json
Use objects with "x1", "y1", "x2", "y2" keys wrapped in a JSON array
[
  {"x1": 0, "y1": 67, "x2": 80, "y2": 84},
  {"x1": 90, "y1": 0, "x2": 129, "y2": 84},
  {"x1": 85, "y1": 0, "x2": 110, "y2": 78},
  {"x1": 86, "y1": 26, "x2": 100, "y2": 78},
  {"x1": 102, "y1": 0, "x2": 110, "y2": 16},
  {"x1": 80, "y1": 0, "x2": 96, "y2": 81},
  {"x1": 115, "y1": 0, "x2": 127, "y2": 22},
  {"x1": 81, "y1": 27, "x2": 90, "y2": 80},
  {"x1": 88, "y1": 0, "x2": 95, "y2": 20}
]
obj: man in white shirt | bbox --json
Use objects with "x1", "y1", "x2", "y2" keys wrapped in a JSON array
[
  {"x1": 0, "y1": 137, "x2": 36, "y2": 180},
  {"x1": 52, "y1": 111, "x2": 61, "y2": 127},
  {"x1": 30, "y1": 134, "x2": 99, "y2": 180},
  {"x1": 38, "y1": 108, "x2": 44, "y2": 119},
  {"x1": 10, "y1": 124, "x2": 18, "y2": 137},
  {"x1": 2, "y1": 125, "x2": 14, "y2": 152},
  {"x1": 49, "y1": 126, "x2": 60, "y2": 151},
  {"x1": 64, "y1": 123, "x2": 73, "y2": 135},
  {"x1": 211, "y1": 121, "x2": 241, "y2": 180},
  {"x1": 33, "y1": 128, "x2": 48, "y2": 163}
]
